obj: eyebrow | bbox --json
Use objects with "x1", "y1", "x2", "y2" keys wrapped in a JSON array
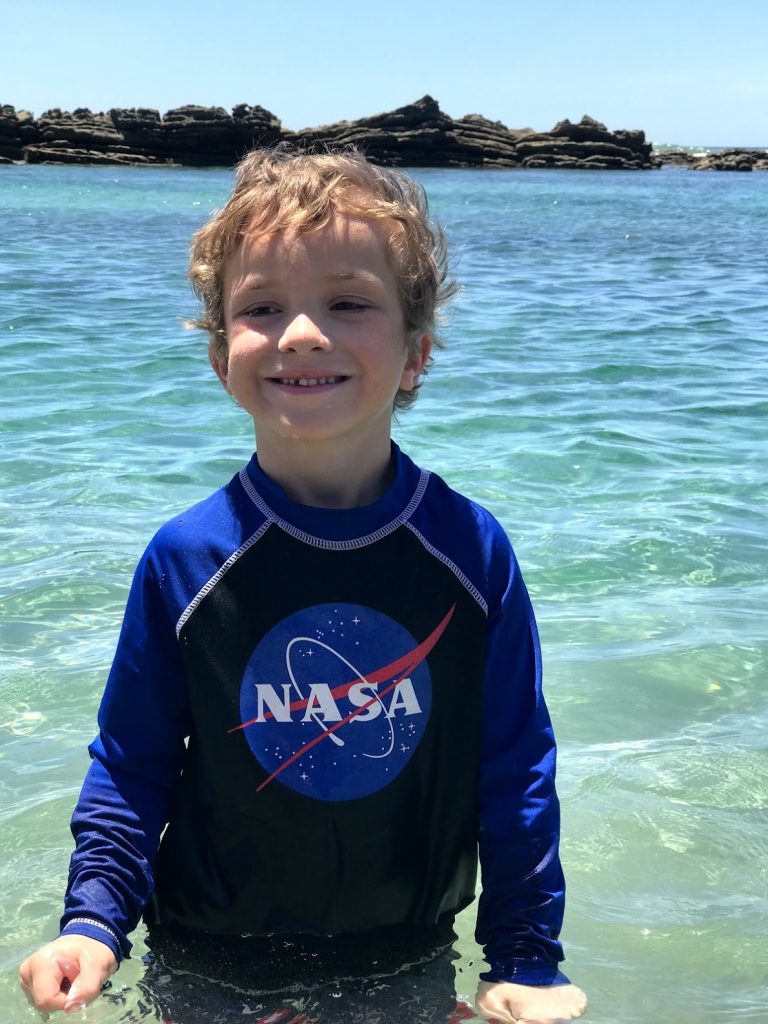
[
  {"x1": 233, "y1": 271, "x2": 380, "y2": 293},
  {"x1": 326, "y1": 272, "x2": 379, "y2": 283}
]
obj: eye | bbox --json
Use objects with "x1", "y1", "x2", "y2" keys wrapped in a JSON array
[
  {"x1": 331, "y1": 299, "x2": 370, "y2": 312},
  {"x1": 243, "y1": 303, "x2": 281, "y2": 318}
]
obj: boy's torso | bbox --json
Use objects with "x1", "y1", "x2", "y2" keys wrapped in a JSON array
[{"x1": 146, "y1": 448, "x2": 497, "y2": 938}]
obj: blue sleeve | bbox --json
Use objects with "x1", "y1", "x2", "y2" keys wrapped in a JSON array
[
  {"x1": 475, "y1": 536, "x2": 570, "y2": 987},
  {"x1": 59, "y1": 546, "x2": 191, "y2": 960}
]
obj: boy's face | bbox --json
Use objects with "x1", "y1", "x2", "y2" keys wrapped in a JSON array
[{"x1": 213, "y1": 214, "x2": 429, "y2": 456}]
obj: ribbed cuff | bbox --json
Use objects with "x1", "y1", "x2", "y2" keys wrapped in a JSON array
[
  {"x1": 60, "y1": 917, "x2": 126, "y2": 963},
  {"x1": 480, "y1": 959, "x2": 570, "y2": 986}
]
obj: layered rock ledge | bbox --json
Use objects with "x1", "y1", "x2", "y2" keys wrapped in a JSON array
[
  {"x1": 656, "y1": 148, "x2": 768, "y2": 171},
  {"x1": 0, "y1": 97, "x2": 653, "y2": 169},
  {"x1": 1, "y1": 96, "x2": 764, "y2": 170}
]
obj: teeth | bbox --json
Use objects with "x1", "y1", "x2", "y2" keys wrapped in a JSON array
[{"x1": 279, "y1": 377, "x2": 341, "y2": 386}]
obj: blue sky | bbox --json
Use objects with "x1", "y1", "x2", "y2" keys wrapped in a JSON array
[{"x1": 3, "y1": 0, "x2": 766, "y2": 146}]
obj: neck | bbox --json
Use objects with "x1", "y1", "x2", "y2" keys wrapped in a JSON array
[{"x1": 256, "y1": 436, "x2": 395, "y2": 509}]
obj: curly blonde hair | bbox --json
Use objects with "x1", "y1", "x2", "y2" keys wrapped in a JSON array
[{"x1": 188, "y1": 146, "x2": 455, "y2": 410}]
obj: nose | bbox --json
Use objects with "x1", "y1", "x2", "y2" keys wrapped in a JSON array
[{"x1": 278, "y1": 313, "x2": 333, "y2": 353}]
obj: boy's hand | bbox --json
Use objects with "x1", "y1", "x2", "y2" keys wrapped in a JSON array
[
  {"x1": 475, "y1": 980, "x2": 587, "y2": 1024},
  {"x1": 19, "y1": 935, "x2": 117, "y2": 1013}
]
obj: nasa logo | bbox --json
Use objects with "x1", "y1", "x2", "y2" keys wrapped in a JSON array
[{"x1": 233, "y1": 603, "x2": 453, "y2": 801}]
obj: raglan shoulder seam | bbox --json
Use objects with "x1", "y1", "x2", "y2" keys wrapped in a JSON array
[
  {"x1": 175, "y1": 520, "x2": 272, "y2": 637},
  {"x1": 403, "y1": 521, "x2": 489, "y2": 617}
]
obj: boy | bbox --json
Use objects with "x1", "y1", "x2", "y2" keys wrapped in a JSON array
[{"x1": 20, "y1": 148, "x2": 587, "y2": 1024}]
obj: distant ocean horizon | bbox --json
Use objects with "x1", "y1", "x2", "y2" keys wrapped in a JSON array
[{"x1": 1, "y1": 164, "x2": 766, "y2": 1023}]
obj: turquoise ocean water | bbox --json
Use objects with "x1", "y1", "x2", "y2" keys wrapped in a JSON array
[{"x1": 1, "y1": 164, "x2": 766, "y2": 1022}]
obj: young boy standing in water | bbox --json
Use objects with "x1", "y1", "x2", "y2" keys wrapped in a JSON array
[{"x1": 20, "y1": 149, "x2": 586, "y2": 1024}]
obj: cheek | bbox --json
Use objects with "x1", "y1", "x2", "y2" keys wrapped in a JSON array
[
  {"x1": 218, "y1": 344, "x2": 248, "y2": 391},
  {"x1": 226, "y1": 332, "x2": 263, "y2": 365},
  {"x1": 225, "y1": 352, "x2": 252, "y2": 391}
]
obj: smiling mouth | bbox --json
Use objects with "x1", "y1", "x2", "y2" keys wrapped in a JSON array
[{"x1": 273, "y1": 376, "x2": 347, "y2": 387}]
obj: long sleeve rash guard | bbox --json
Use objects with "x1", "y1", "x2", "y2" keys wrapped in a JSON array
[{"x1": 60, "y1": 445, "x2": 568, "y2": 986}]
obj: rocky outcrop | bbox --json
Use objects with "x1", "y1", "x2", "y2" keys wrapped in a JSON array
[
  {"x1": 287, "y1": 98, "x2": 658, "y2": 171},
  {"x1": 516, "y1": 115, "x2": 652, "y2": 169},
  {"x1": 0, "y1": 105, "x2": 38, "y2": 161},
  {"x1": 656, "y1": 148, "x2": 768, "y2": 171},
  {"x1": 0, "y1": 96, "x2": 712, "y2": 170},
  {"x1": 285, "y1": 96, "x2": 484, "y2": 167},
  {"x1": 3, "y1": 102, "x2": 284, "y2": 166},
  {"x1": 159, "y1": 104, "x2": 282, "y2": 164},
  {"x1": 452, "y1": 114, "x2": 530, "y2": 165},
  {"x1": 284, "y1": 100, "x2": 653, "y2": 169},
  {"x1": 24, "y1": 107, "x2": 140, "y2": 165},
  {"x1": 107, "y1": 108, "x2": 166, "y2": 161}
]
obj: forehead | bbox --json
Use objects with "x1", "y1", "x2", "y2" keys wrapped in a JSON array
[{"x1": 223, "y1": 214, "x2": 397, "y2": 292}]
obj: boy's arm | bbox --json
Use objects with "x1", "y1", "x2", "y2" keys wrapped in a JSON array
[
  {"x1": 60, "y1": 547, "x2": 191, "y2": 959},
  {"x1": 475, "y1": 539, "x2": 569, "y2": 987}
]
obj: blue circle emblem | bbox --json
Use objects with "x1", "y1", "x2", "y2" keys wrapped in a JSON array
[{"x1": 239, "y1": 603, "x2": 432, "y2": 801}]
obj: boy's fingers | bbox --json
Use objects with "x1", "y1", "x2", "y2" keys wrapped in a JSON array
[
  {"x1": 20, "y1": 953, "x2": 69, "y2": 1012},
  {"x1": 63, "y1": 956, "x2": 112, "y2": 1012},
  {"x1": 64, "y1": 978, "x2": 103, "y2": 1012}
]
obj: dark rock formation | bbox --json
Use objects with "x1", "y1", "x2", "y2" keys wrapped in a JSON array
[
  {"x1": 0, "y1": 105, "x2": 38, "y2": 161},
  {"x1": 654, "y1": 149, "x2": 698, "y2": 168},
  {"x1": 656, "y1": 148, "x2": 768, "y2": 171},
  {"x1": 162, "y1": 105, "x2": 239, "y2": 163},
  {"x1": 286, "y1": 98, "x2": 655, "y2": 170},
  {"x1": 160, "y1": 104, "x2": 281, "y2": 164},
  {"x1": 232, "y1": 104, "x2": 283, "y2": 150},
  {"x1": 2, "y1": 102, "x2": 284, "y2": 167},
  {"x1": 286, "y1": 96, "x2": 488, "y2": 167},
  {"x1": 518, "y1": 115, "x2": 653, "y2": 169},
  {"x1": 2, "y1": 96, "x2": 728, "y2": 170},
  {"x1": 108, "y1": 108, "x2": 166, "y2": 160},
  {"x1": 24, "y1": 106, "x2": 141, "y2": 165}
]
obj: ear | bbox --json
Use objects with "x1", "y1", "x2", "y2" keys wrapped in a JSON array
[
  {"x1": 208, "y1": 339, "x2": 232, "y2": 393},
  {"x1": 400, "y1": 333, "x2": 432, "y2": 391}
]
